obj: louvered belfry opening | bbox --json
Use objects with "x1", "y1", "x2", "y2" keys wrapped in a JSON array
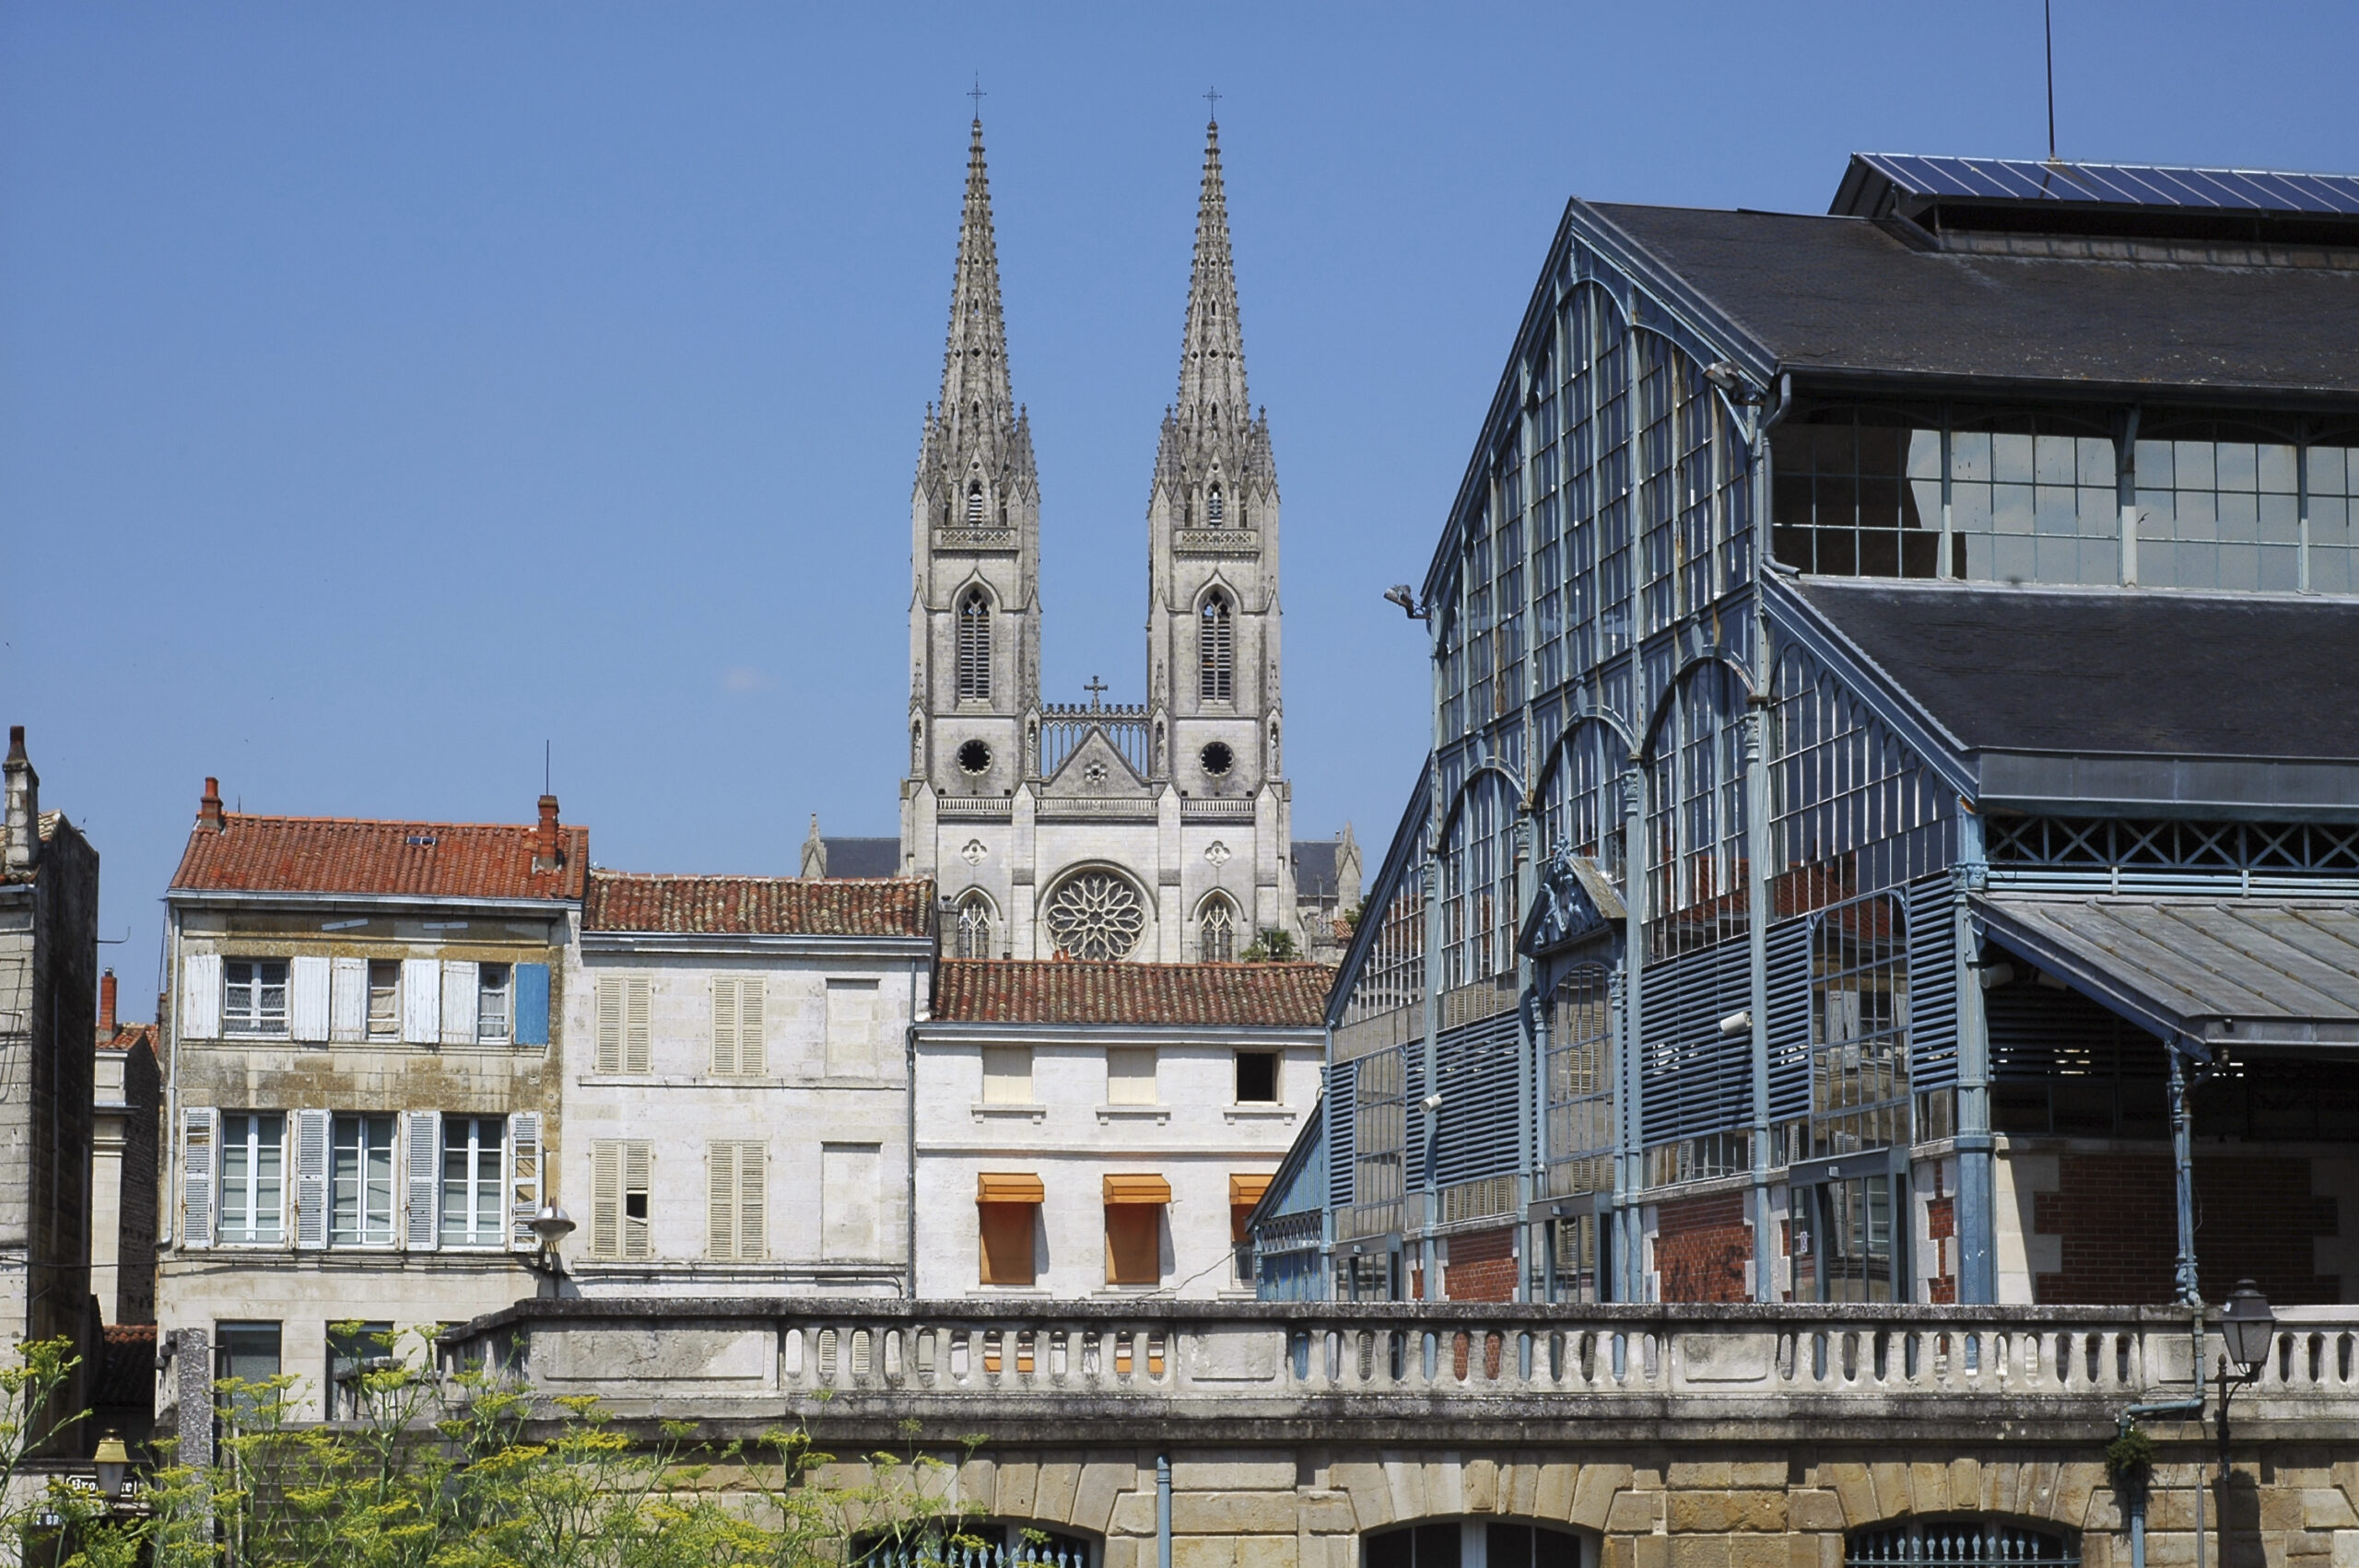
[
  {"x1": 1199, "y1": 591, "x2": 1234, "y2": 701},
  {"x1": 957, "y1": 588, "x2": 992, "y2": 702}
]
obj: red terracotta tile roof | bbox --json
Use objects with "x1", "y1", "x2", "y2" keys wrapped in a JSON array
[
  {"x1": 587, "y1": 872, "x2": 936, "y2": 938},
  {"x1": 98, "y1": 1023, "x2": 158, "y2": 1054},
  {"x1": 933, "y1": 960, "x2": 1332, "y2": 1026},
  {"x1": 170, "y1": 815, "x2": 587, "y2": 901}
]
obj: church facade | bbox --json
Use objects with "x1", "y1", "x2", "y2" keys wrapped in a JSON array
[{"x1": 898, "y1": 117, "x2": 1299, "y2": 964}]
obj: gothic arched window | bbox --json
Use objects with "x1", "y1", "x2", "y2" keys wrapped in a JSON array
[
  {"x1": 955, "y1": 893, "x2": 995, "y2": 960},
  {"x1": 1198, "y1": 895, "x2": 1238, "y2": 963},
  {"x1": 957, "y1": 588, "x2": 992, "y2": 702},
  {"x1": 1206, "y1": 484, "x2": 1225, "y2": 523},
  {"x1": 966, "y1": 482, "x2": 984, "y2": 525},
  {"x1": 1199, "y1": 591, "x2": 1234, "y2": 703}
]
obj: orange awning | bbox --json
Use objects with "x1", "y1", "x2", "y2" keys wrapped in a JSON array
[
  {"x1": 1103, "y1": 1174, "x2": 1172, "y2": 1206},
  {"x1": 1229, "y1": 1173, "x2": 1273, "y2": 1207},
  {"x1": 977, "y1": 1172, "x2": 1044, "y2": 1204}
]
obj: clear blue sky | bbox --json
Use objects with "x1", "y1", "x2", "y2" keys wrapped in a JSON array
[{"x1": 5, "y1": 3, "x2": 2353, "y2": 1008}]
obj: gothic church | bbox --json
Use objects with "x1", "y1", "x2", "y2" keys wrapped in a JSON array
[{"x1": 896, "y1": 116, "x2": 1306, "y2": 963}]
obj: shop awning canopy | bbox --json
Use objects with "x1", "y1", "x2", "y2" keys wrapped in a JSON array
[
  {"x1": 977, "y1": 1173, "x2": 1044, "y2": 1204},
  {"x1": 1974, "y1": 895, "x2": 2359, "y2": 1052},
  {"x1": 1229, "y1": 1173, "x2": 1273, "y2": 1207},
  {"x1": 1103, "y1": 1174, "x2": 1172, "y2": 1206}
]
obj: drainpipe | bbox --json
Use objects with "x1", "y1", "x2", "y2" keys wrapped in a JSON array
[
  {"x1": 906, "y1": 954, "x2": 923, "y2": 1299},
  {"x1": 1156, "y1": 1453, "x2": 1173, "y2": 1568}
]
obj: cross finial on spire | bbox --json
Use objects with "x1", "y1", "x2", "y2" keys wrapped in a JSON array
[
  {"x1": 968, "y1": 76, "x2": 986, "y2": 120},
  {"x1": 1084, "y1": 674, "x2": 1109, "y2": 709},
  {"x1": 1203, "y1": 86, "x2": 1220, "y2": 122}
]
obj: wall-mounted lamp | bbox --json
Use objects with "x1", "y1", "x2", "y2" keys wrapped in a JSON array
[{"x1": 1383, "y1": 586, "x2": 1429, "y2": 622}]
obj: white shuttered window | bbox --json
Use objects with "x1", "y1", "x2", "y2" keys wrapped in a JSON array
[
  {"x1": 594, "y1": 976, "x2": 651, "y2": 1073},
  {"x1": 706, "y1": 1141, "x2": 767, "y2": 1260},
  {"x1": 711, "y1": 977, "x2": 766, "y2": 1076},
  {"x1": 329, "y1": 956, "x2": 369, "y2": 1042},
  {"x1": 440, "y1": 961, "x2": 478, "y2": 1045},
  {"x1": 181, "y1": 954, "x2": 222, "y2": 1039},
  {"x1": 289, "y1": 956, "x2": 332, "y2": 1043},
  {"x1": 401, "y1": 960, "x2": 440, "y2": 1044},
  {"x1": 590, "y1": 1140, "x2": 652, "y2": 1259},
  {"x1": 180, "y1": 1107, "x2": 217, "y2": 1248},
  {"x1": 506, "y1": 1111, "x2": 542, "y2": 1250}
]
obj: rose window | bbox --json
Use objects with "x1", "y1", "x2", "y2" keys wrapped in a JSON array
[{"x1": 1042, "y1": 871, "x2": 1147, "y2": 962}]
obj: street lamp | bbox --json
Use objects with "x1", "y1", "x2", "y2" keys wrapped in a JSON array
[
  {"x1": 527, "y1": 1202, "x2": 575, "y2": 1297},
  {"x1": 2215, "y1": 1279, "x2": 2277, "y2": 1462},
  {"x1": 91, "y1": 1432, "x2": 130, "y2": 1501}
]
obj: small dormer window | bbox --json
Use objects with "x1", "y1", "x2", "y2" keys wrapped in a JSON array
[{"x1": 1207, "y1": 484, "x2": 1225, "y2": 523}]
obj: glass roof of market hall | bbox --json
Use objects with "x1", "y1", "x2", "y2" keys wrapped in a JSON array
[{"x1": 1837, "y1": 152, "x2": 2359, "y2": 216}]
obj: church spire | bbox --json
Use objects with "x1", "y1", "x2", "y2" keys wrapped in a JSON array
[
  {"x1": 1175, "y1": 117, "x2": 1249, "y2": 423},
  {"x1": 941, "y1": 115, "x2": 1016, "y2": 436}
]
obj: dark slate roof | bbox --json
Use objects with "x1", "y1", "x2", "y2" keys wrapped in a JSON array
[
  {"x1": 1292, "y1": 840, "x2": 1341, "y2": 898},
  {"x1": 587, "y1": 872, "x2": 934, "y2": 938},
  {"x1": 1792, "y1": 579, "x2": 2359, "y2": 760},
  {"x1": 821, "y1": 837, "x2": 903, "y2": 878},
  {"x1": 1582, "y1": 202, "x2": 2359, "y2": 400}
]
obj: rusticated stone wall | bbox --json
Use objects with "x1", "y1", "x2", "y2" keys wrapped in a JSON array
[{"x1": 799, "y1": 1445, "x2": 2357, "y2": 1568}]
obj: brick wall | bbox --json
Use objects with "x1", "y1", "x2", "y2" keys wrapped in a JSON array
[
  {"x1": 1925, "y1": 1191, "x2": 1957, "y2": 1305},
  {"x1": 2031, "y1": 1153, "x2": 2339, "y2": 1305},
  {"x1": 1654, "y1": 1192, "x2": 1751, "y2": 1303},
  {"x1": 1443, "y1": 1226, "x2": 1517, "y2": 1302}
]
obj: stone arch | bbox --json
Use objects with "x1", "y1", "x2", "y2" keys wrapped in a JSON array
[{"x1": 1359, "y1": 1516, "x2": 1593, "y2": 1568}]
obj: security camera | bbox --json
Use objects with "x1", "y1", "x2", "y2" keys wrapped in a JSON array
[
  {"x1": 1718, "y1": 1010, "x2": 1752, "y2": 1036},
  {"x1": 1420, "y1": 1093, "x2": 1444, "y2": 1113}
]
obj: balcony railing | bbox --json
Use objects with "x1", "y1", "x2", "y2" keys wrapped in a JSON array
[{"x1": 442, "y1": 1299, "x2": 2359, "y2": 1445}]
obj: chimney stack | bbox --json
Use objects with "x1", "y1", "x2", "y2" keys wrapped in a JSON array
[
  {"x1": 198, "y1": 777, "x2": 224, "y2": 833},
  {"x1": 100, "y1": 969, "x2": 117, "y2": 1036},
  {"x1": 4, "y1": 727, "x2": 38, "y2": 873},
  {"x1": 534, "y1": 794, "x2": 562, "y2": 872}
]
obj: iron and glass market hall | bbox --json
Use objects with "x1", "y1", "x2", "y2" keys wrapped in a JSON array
[{"x1": 1252, "y1": 154, "x2": 2359, "y2": 1306}]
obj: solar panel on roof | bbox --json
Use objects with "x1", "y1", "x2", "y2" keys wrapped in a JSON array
[{"x1": 1854, "y1": 151, "x2": 2359, "y2": 216}]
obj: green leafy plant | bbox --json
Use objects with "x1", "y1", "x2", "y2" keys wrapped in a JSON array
[
  {"x1": 1240, "y1": 928, "x2": 1297, "y2": 962},
  {"x1": 2106, "y1": 1423, "x2": 2157, "y2": 1507}
]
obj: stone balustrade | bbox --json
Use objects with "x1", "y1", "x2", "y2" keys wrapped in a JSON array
[{"x1": 440, "y1": 1298, "x2": 2359, "y2": 1446}]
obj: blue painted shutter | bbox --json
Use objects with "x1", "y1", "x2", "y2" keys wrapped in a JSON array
[
  {"x1": 513, "y1": 963, "x2": 551, "y2": 1047},
  {"x1": 1433, "y1": 1012, "x2": 1522, "y2": 1188},
  {"x1": 1639, "y1": 937, "x2": 1755, "y2": 1146},
  {"x1": 1905, "y1": 875, "x2": 1960, "y2": 1092},
  {"x1": 1766, "y1": 918, "x2": 1814, "y2": 1124},
  {"x1": 1324, "y1": 1060, "x2": 1357, "y2": 1210}
]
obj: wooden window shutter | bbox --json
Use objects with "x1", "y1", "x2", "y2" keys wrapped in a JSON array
[
  {"x1": 711, "y1": 980, "x2": 737, "y2": 1076},
  {"x1": 401, "y1": 959, "x2": 440, "y2": 1044},
  {"x1": 624, "y1": 1141, "x2": 652, "y2": 1258},
  {"x1": 739, "y1": 978, "x2": 766, "y2": 1076},
  {"x1": 707, "y1": 1141, "x2": 737, "y2": 1259},
  {"x1": 290, "y1": 956, "x2": 332, "y2": 1043},
  {"x1": 595, "y1": 977, "x2": 622, "y2": 1073},
  {"x1": 512, "y1": 963, "x2": 551, "y2": 1047},
  {"x1": 404, "y1": 1110, "x2": 440, "y2": 1251},
  {"x1": 440, "y1": 960, "x2": 478, "y2": 1045},
  {"x1": 624, "y1": 977, "x2": 651, "y2": 1074},
  {"x1": 180, "y1": 1107, "x2": 217, "y2": 1249},
  {"x1": 737, "y1": 1142, "x2": 766, "y2": 1260},
  {"x1": 507, "y1": 1111, "x2": 541, "y2": 1250},
  {"x1": 590, "y1": 1140, "x2": 621, "y2": 1258},
  {"x1": 329, "y1": 956, "x2": 369, "y2": 1042},
  {"x1": 293, "y1": 1108, "x2": 332, "y2": 1250},
  {"x1": 182, "y1": 953, "x2": 221, "y2": 1039}
]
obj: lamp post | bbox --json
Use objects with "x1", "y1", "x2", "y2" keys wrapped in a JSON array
[
  {"x1": 2214, "y1": 1279, "x2": 2276, "y2": 1465},
  {"x1": 527, "y1": 1203, "x2": 576, "y2": 1299},
  {"x1": 91, "y1": 1433, "x2": 130, "y2": 1503}
]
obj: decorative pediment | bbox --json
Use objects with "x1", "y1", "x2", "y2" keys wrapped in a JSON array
[
  {"x1": 1518, "y1": 843, "x2": 1626, "y2": 957},
  {"x1": 1041, "y1": 727, "x2": 1151, "y2": 799}
]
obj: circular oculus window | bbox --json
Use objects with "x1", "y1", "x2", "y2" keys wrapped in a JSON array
[
  {"x1": 957, "y1": 739, "x2": 992, "y2": 775},
  {"x1": 1200, "y1": 741, "x2": 1234, "y2": 777}
]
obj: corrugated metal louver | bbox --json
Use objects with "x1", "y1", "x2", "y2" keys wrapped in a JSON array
[
  {"x1": 1325, "y1": 1059, "x2": 1357, "y2": 1210},
  {"x1": 1639, "y1": 936, "x2": 1754, "y2": 1145},
  {"x1": 1906, "y1": 873, "x2": 1959, "y2": 1091},
  {"x1": 1766, "y1": 917, "x2": 1813, "y2": 1123},
  {"x1": 1433, "y1": 1010, "x2": 1523, "y2": 1188}
]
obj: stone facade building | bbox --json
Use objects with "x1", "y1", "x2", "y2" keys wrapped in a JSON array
[
  {"x1": 91, "y1": 969, "x2": 159, "y2": 1327},
  {"x1": 913, "y1": 961, "x2": 1326, "y2": 1298},
  {"x1": 559, "y1": 871, "x2": 934, "y2": 1297},
  {"x1": 0, "y1": 728, "x2": 99, "y2": 1375},
  {"x1": 158, "y1": 782, "x2": 577, "y2": 1419},
  {"x1": 899, "y1": 118, "x2": 1301, "y2": 965}
]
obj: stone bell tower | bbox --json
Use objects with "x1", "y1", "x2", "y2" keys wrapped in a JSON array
[
  {"x1": 902, "y1": 115, "x2": 1041, "y2": 919},
  {"x1": 1145, "y1": 118, "x2": 1292, "y2": 940}
]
